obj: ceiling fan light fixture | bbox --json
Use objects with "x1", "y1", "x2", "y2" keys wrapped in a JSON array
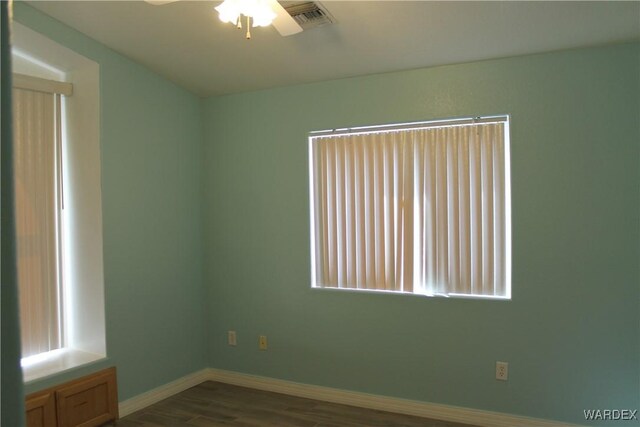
[
  {"x1": 251, "y1": 2, "x2": 277, "y2": 27},
  {"x1": 215, "y1": 0, "x2": 276, "y2": 34},
  {"x1": 215, "y1": 0, "x2": 242, "y2": 24}
]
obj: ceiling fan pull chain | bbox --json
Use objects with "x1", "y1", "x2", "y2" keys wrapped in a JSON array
[
  {"x1": 236, "y1": 16, "x2": 242, "y2": 30},
  {"x1": 246, "y1": 15, "x2": 251, "y2": 39}
]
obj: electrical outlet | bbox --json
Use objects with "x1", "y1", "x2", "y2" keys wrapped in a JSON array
[
  {"x1": 496, "y1": 361, "x2": 508, "y2": 381},
  {"x1": 259, "y1": 335, "x2": 268, "y2": 350},
  {"x1": 228, "y1": 330, "x2": 237, "y2": 346}
]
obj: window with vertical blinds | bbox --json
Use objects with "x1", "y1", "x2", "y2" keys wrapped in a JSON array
[
  {"x1": 14, "y1": 36, "x2": 106, "y2": 381},
  {"x1": 308, "y1": 116, "x2": 511, "y2": 298},
  {"x1": 13, "y1": 85, "x2": 65, "y2": 357}
]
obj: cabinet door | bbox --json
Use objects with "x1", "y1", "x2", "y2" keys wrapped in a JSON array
[
  {"x1": 25, "y1": 392, "x2": 56, "y2": 427},
  {"x1": 55, "y1": 368, "x2": 118, "y2": 427}
]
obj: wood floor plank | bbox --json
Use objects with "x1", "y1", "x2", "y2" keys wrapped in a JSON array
[{"x1": 117, "y1": 382, "x2": 479, "y2": 427}]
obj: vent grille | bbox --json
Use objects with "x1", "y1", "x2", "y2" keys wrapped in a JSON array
[{"x1": 284, "y1": 1, "x2": 335, "y2": 30}]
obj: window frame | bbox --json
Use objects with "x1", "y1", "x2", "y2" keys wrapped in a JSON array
[
  {"x1": 308, "y1": 115, "x2": 511, "y2": 300},
  {"x1": 13, "y1": 22, "x2": 107, "y2": 383}
]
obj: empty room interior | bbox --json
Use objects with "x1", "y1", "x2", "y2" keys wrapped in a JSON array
[{"x1": 1, "y1": 1, "x2": 639, "y2": 426}]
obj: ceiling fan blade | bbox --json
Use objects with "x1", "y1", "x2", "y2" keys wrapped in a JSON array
[
  {"x1": 268, "y1": 0, "x2": 303, "y2": 36},
  {"x1": 144, "y1": 0, "x2": 181, "y2": 5}
]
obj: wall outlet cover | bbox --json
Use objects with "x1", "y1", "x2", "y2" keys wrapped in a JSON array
[
  {"x1": 496, "y1": 361, "x2": 508, "y2": 381},
  {"x1": 228, "y1": 331, "x2": 237, "y2": 346}
]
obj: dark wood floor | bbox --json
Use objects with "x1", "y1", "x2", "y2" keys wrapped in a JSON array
[{"x1": 115, "y1": 381, "x2": 478, "y2": 427}]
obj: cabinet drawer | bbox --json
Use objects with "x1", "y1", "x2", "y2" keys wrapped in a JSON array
[
  {"x1": 25, "y1": 392, "x2": 56, "y2": 427},
  {"x1": 55, "y1": 367, "x2": 118, "y2": 427}
]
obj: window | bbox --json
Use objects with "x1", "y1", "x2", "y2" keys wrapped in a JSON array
[
  {"x1": 13, "y1": 22, "x2": 106, "y2": 382},
  {"x1": 13, "y1": 81, "x2": 68, "y2": 358},
  {"x1": 308, "y1": 116, "x2": 511, "y2": 299}
]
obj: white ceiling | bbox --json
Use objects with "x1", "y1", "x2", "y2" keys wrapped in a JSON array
[{"x1": 27, "y1": 1, "x2": 640, "y2": 97}]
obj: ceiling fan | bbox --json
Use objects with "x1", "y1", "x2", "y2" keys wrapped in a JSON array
[{"x1": 144, "y1": 0, "x2": 303, "y2": 38}]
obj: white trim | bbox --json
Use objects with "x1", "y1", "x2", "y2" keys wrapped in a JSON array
[
  {"x1": 206, "y1": 369, "x2": 585, "y2": 427},
  {"x1": 118, "y1": 369, "x2": 210, "y2": 417},
  {"x1": 117, "y1": 368, "x2": 584, "y2": 427}
]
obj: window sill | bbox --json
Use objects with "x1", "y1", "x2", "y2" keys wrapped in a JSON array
[
  {"x1": 310, "y1": 286, "x2": 511, "y2": 300},
  {"x1": 22, "y1": 348, "x2": 106, "y2": 383}
]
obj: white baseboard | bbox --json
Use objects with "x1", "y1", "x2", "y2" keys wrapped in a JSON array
[
  {"x1": 118, "y1": 367, "x2": 583, "y2": 427},
  {"x1": 206, "y1": 368, "x2": 583, "y2": 427},
  {"x1": 118, "y1": 369, "x2": 210, "y2": 417}
]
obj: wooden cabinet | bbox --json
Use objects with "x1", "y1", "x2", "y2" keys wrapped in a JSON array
[
  {"x1": 25, "y1": 367, "x2": 118, "y2": 427},
  {"x1": 25, "y1": 391, "x2": 56, "y2": 427}
]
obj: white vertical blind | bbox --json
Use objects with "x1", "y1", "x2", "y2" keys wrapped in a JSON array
[
  {"x1": 13, "y1": 87, "x2": 63, "y2": 357},
  {"x1": 310, "y1": 119, "x2": 509, "y2": 298}
]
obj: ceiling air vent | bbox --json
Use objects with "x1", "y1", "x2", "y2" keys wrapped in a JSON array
[{"x1": 283, "y1": 1, "x2": 335, "y2": 30}]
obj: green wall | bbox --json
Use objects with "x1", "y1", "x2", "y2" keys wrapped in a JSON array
[
  {"x1": 202, "y1": 43, "x2": 640, "y2": 424},
  {"x1": 13, "y1": 3, "x2": 207, "y2": 400}
]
